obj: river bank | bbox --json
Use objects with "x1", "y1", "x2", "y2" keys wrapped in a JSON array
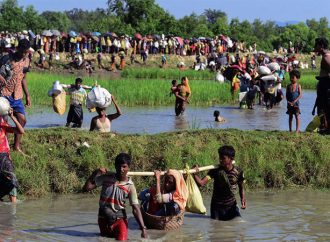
[{"x1": 10, "y1": 128, "x2": 330, "y2": 199}]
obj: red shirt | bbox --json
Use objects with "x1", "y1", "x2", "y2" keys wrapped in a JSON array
[{"x1": 0, "y1": 118, "x2": 10, "y2": 154}]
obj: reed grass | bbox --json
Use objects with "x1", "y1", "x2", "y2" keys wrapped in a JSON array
[
  {"x1": 25, "y1": 68, "x2": 319, "y2": 110},
  {"x1": 26, "y1": 72, "x2": 232, "y2": 107},
  {"x1": 12, "y1": 128, "x2": 330, "y2": 198},
  {"x1": 121, "y1": 67, "x2": 215, "y2": 80}
]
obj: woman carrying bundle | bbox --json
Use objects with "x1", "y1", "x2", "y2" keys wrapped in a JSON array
[
  {"x1": 174, "y1": 76, "x2": 191, "y2": 116},
  {"x1": 89, "y1": 95, "x2": 122, "y2": 133}
]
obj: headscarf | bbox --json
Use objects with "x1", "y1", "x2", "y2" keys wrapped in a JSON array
[
  {"x1": 181, "y1": 77, "x2": 191, "y2": 96},
  {"x1": 165, "y1": 169, "x2": 189, "y2": 211}
]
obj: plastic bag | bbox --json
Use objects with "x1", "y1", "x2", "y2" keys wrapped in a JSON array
[
  {"x1": 306, "y1": 115, "x2": 321, "y2": 132},
  {"x1": 185, "y1": 168, "x2": 206, "y2": 214},
  {"x1": 86, "y1": 86, "x2": 112, "y2": 109},
  {"x1": 48, "y1": 80, "x2": 63, "y2": 97},
  {"x1": 0, "y1": 97, "x2": 10, "y2": 116},
  {"x1": 53, "y1": 91, "x2": 66, "y2": 115},
  {"x1": 215, "y1": 72, "x2": 225, "y2": 83}
]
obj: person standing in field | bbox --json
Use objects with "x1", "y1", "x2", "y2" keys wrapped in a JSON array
[
  {"x1": 119, "y1": 48, "x2": 125, "y2": 70},
  {"x1": 0, "y1": 39, "x2": 31, "y2": 153},
  {"x1": 314, "y1": 37, "x2": 330, "y2": 133},
  {"x1": 193, "y1": 145, "x2": 246, "y2": 221},
  {"x1": 286, "y1": 69, "x2": 302, "y2": 133}
]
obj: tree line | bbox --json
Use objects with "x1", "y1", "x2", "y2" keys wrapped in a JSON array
[{"x1": 0, "y1": 0, "x2": 329, "y2": 52}]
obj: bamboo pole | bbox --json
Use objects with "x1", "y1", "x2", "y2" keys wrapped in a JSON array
[{"x1": 127, "y1": 164, "x2": 219, "y2": 176}]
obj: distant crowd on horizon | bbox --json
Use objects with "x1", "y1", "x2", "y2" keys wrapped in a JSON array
[{"x1": 0, "y1": 29, "x2": 307, "y2": 58}]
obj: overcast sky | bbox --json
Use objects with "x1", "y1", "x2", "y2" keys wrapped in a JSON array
[{"x1": 18, "y1": 0, "x2": 330, "y2": 23}]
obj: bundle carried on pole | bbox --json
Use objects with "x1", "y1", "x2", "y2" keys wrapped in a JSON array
[
  {"x1": 133, "y1": 164, "x2": 219, "y2": 230},
  {"x1": 127, "y1": 164, "x2": 219, "y2": 176}
]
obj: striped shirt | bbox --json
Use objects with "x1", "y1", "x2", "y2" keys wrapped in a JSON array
[
  {"x1": 207, "y1": 166, "x2": 244, "y2": 209},
  {"x1": 95, "y1": 172, "x2": 139, "y2": 213},
  {"x1": 68, "y1": 86, "x2": 87, "y2": 106}
]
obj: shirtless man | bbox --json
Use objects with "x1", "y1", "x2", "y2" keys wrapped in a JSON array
[{"x1": 314, "y1": 37, "x2": 330, "y2": 132}]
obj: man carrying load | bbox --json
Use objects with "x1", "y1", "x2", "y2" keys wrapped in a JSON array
[
  {"x1": 83, "y1": 153, "x2": 148, "y2": 240},
  {"x1": 62, "y1": 78, "x2": 89, "y2": 128}
]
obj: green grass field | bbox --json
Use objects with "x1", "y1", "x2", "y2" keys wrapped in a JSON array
[
  {"x1": 12, "y1": 128, "x2": 330, "y2": 198},
  {"x1": 121, "y1": 67, "x2": 215, "y2": 80},
  {"x1": 27, "y1": 72, "x2": 232, "y2": 107},
  {"x1": 283, "y1": 70, "x2": 319, "y2": 89}
]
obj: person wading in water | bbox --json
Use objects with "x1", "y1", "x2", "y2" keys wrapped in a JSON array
[{"x1": 314, "y1": 37, "x2": 330, "y2": 133}]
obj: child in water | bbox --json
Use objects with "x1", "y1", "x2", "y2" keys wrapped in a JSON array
[
  {"x1": 214, "y1": 110, "x2": 226, "y2": 122},
  {"x1": 286, "y1": 69, "x2": 302, "y2": 133},
  {"x1": 83, "y1": 153, "x2": 148, "y2": 240},
  {"x1": 170, "y1": 80, "x2": 177, "y2": 96},
  {"x1": 139, "y1": 169, "x2": 188, "y2": 216},
  {"x1": 193, "y1": 145, "x2": 246, "y2": 221}
]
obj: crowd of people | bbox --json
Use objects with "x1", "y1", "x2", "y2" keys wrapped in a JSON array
[
  {"x1": 1, "y1": 30, "x2": 315, "y2": 74},
  {"x1": 0, "y1": 30, "x2": 248, "y2": 57},
  {"x1": 0, "y1": 32, "x2": 330, "y2": 240},
  {"x1": 215, "y1": 37, "x2": 330, "y2": 135}
]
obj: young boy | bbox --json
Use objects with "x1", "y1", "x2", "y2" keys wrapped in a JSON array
[
  {"x1": 193, "y1": 145, "x2": 246, "y2": 221},
  {"x1": 286, "y1": 69, "x2": 302, "y2": 133},
  {"x1": 213, "y1": 110, "x2": 226, "y2": 122},
  {"x1": 83, "y1": 153, "x2": 148, "y2": 240},
  {"x1": 0, "y1": 108, "x2": 24, "y2": 203},
  {"x1": 170, "y1": 80, "x2": 177, "y2": 96}
]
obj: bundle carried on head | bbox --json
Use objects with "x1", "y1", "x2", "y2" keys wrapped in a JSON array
[
  {"x1": 86, "y1": 85, "x2": 112, "y2": 109},
  {"x1": 0, "y1": 97, "x2": 10, "y2": 116}
]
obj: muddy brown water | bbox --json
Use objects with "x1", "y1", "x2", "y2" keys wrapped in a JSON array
[
  {"x1": 25, "y1": 90, "x2": 316, "y2": 133},
  {"x1": 0, "y1": 190, "x2": 329, "y2": 241}
]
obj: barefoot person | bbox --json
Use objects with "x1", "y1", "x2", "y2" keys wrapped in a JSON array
[
  {"x1": 0, "y1": 39, "x2": 31, "y2": 152},
  {"x1": 90, "y1": 95, "x2": 122, "y2": 133},
  {"x1": 83, "y1": 153, "x2": 148, "y2": 240},
  {"x1": 286, "y1": 69, "x2": 302, "y2": 133}
]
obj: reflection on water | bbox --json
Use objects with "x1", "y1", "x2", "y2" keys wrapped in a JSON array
[
  {"x1": 174, "y1": 115, "x2": 189, "y2": 130},
  {"x1": 25, "y1": 90, "x2": 316, "y2": 134},
  {"x1": 0, "y1": 190, "x2": 329, "y2": 241}
]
